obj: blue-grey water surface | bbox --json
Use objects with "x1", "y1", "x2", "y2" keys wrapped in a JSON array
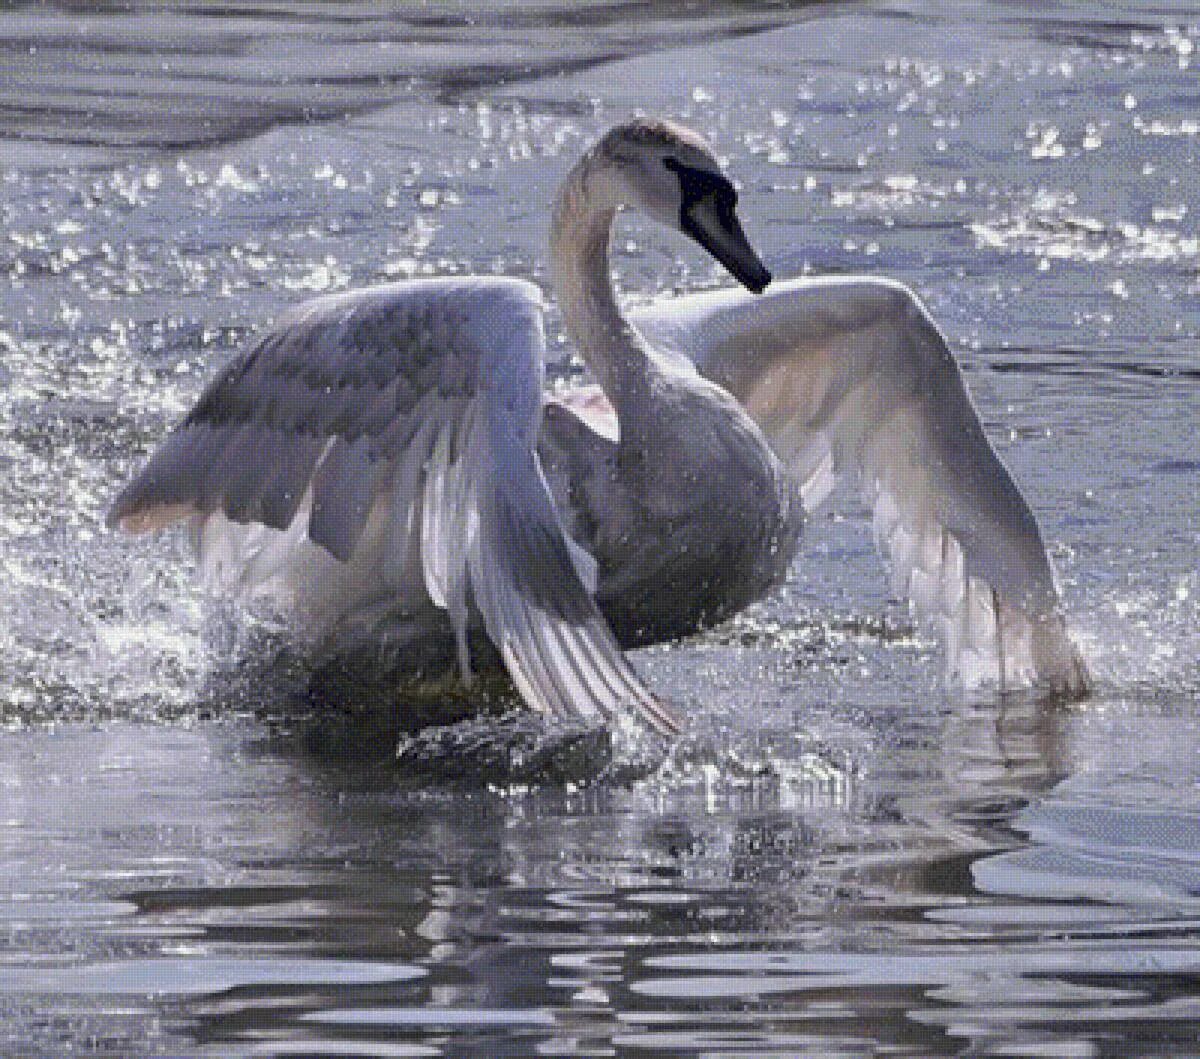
[{"x1": 2, "y1": 1, "x2": 1199, "y2": 1055}]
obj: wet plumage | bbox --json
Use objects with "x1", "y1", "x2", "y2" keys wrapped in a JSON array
[{"x1": 109, "y1": 119, "x2": 1088, "y2": 734}]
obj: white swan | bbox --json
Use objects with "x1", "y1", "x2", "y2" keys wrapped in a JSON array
[{"x1": 108, "y1": 118, "x2": 1088, "y2": 734}]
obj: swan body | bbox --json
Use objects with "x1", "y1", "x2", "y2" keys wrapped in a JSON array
[{"x1": 109, "y1": 119, "x2": 1088, "y2": 734}]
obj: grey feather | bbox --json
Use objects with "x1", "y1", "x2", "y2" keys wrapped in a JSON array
[
  {"x1": 218, "y1": 422, "x2": 281, "y2": 523},
  {"x1": 110, "y1": 275, "x2": 673, "y2": 731},
  {"x1": 469, "y1": 473, "x2": 679, "y2": 732},
  {"x1": 256, "y1": 433, "x2": 327, "y2": 530},
  {"x1": 108, "y1": 423, "x2": 219, "y2": 528},
  {"x1": 309, "y1": 436, "x2": 382, "y2": 562}
]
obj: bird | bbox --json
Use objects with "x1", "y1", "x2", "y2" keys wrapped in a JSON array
[{"x1": 108, "y1": 118, "x2": 1089, "y2": 736}]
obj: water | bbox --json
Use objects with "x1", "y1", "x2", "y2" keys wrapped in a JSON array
[{"x1": 2, "y1": 1, "x2": 1199, "y2": 1054}]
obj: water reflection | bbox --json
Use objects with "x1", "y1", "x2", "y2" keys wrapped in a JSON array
[{"x1": 5, "y1": 687, "x2": 1195, "y2": 1056}]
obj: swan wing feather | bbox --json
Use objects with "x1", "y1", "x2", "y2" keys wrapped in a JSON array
[
  {"x1": 110, "y1": 277, "x2": 677, "y2": 732},
  {"x1": 633, "y1": 275, "x2": 1088, "y2": 695}
]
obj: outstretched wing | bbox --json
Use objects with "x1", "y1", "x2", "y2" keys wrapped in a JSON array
[
  {"x1": 633, "y1": 275, "x2": 1089, "y2": 695},
  {"x1": 110, "y1": 277, "x2": 678, "y2": 733}
]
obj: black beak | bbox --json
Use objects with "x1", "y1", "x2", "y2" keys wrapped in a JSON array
[{"x1": 681, "y1": 194, "x2": 772, "y2": 294}]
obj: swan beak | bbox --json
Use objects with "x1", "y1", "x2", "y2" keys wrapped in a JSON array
[{"x1": 682, "y1": 195, "x2": 772, "y2": 294}]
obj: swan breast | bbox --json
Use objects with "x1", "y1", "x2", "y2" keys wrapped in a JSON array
[{"x1": 541, "y1": 375, "x2": 803, "y2": 648}]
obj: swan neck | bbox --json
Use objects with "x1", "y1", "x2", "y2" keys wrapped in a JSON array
[{"x1": 550, "y1": 168, "x2": 652, "y2": 409}]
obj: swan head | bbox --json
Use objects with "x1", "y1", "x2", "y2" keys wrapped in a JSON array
[{"x1": 591, "y1": 118, "x2": 772, "y2": 294}]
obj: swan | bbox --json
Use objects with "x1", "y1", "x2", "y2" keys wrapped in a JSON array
[{"x1": 108, "y1": 118, "x2": 1089, "y2": 734}]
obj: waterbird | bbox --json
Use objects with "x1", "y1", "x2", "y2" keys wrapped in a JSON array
[{"x1": 108, "y1": 118, "x2": 1089, "y2": 734}]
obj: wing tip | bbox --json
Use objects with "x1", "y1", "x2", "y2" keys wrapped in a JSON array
[
  {"x1": 105, "y1": 497, "x2": 199, "y2": 534},
  {"x1": 500, "y1": 626, "x2": 683, "y2": 737},
  {"x1": 636, "y1": 692, "x2": 684, "y2": 737},
  {"x1": 1031, "y1": 613, "x2": 1092, "y2": 699}
]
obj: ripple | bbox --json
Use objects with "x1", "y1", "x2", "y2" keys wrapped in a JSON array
[
  {"x1": 633, "y1": 945, "x2": 1200, "y2": 997},
  {"x1": 302, "y1": 1007, "x2": 555, "y2": 1027},
  {"x1": 0, "y1": 956, "x2": 424, "y2": 996}
]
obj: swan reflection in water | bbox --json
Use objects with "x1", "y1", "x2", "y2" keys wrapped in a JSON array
[{"x1": 108, "y1": 119, "x2": 1089, "y2": 731}]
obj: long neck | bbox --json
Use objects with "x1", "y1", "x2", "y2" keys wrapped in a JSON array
[{"x1": 550, "y1": 160, "x2": 657, "y2": 422}]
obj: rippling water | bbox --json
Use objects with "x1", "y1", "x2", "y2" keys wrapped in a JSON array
[{"x1": 2, "y1": 1, "x2": 1199, "y2": 1055}]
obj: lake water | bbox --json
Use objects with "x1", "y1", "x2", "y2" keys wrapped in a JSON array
[{"x1": 2, "y1": 1, "x2": 1199, "y2": 1055}]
